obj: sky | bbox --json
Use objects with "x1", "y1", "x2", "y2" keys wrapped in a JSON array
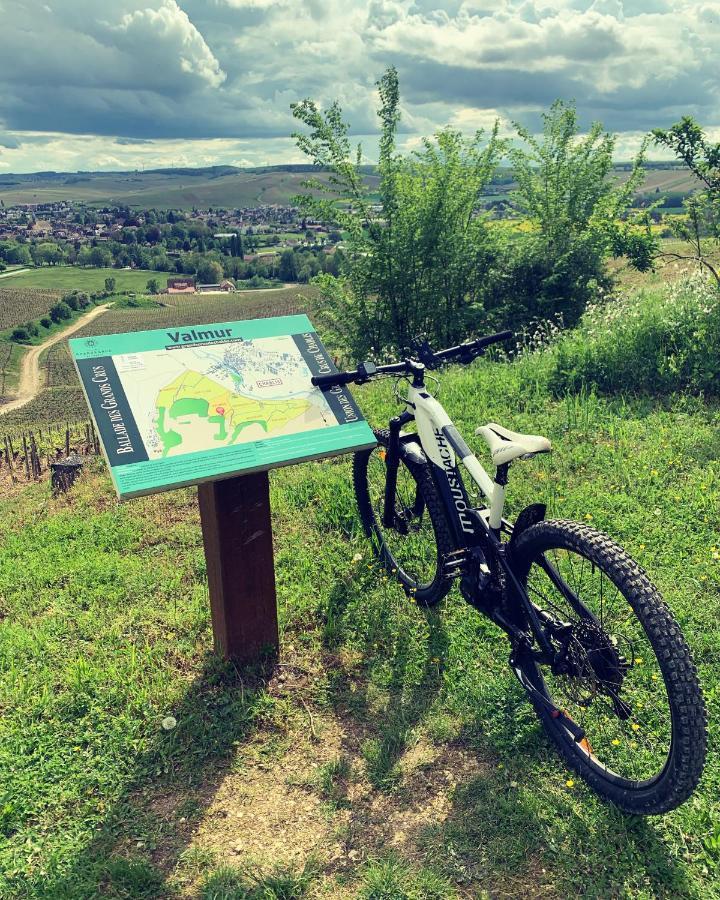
[{"x1": 0, "y1": 0, "x2": 718, "y2": 173}]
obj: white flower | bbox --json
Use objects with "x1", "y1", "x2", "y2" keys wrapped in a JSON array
[
  {"x1": 161, "y1": 716, "x2": 177, "y2": 731},
  {"x1": 352, "y1": 552, "x2": 363, "y2": 563}
]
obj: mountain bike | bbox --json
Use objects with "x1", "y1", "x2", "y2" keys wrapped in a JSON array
[{"x1": 312, "y1": 331, "x2": 707, "y2": 814}]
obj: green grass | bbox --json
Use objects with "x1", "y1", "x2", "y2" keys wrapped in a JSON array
[
  {"x1": 548, "y1": 273, "x2": 720, "y2": 396},
  {"x1": 0, "y1": 266, "x2": 175, "y2": 293},
  {"x1": 0, "y1": 340, "x2": 26, "y2": 400},
  {"x1": 0, "y1": 351, "x2": 718, "y2": 898}
]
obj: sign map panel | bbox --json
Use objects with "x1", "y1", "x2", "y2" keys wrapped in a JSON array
[{"x1": 69, "y1": 314, "x2": 375, "y2": 499}]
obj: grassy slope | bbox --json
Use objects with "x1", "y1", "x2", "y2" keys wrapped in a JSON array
[
  {"x1": 0, "y1": 355, "x2": 717, "y2": 898},
  {"x1": 0, "y1": 171, "x2": 382, "y2": 209},
  {"x1": 0, "y1": 165, "x2": 694, "y2": 209},
  {"x1": 0, "y1": 266, "x2": 174, "y2": 293}
]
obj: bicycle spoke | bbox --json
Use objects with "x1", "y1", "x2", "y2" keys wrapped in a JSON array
[{"x1": 526, "y1": 544, "x2": 672, "y2": 782}]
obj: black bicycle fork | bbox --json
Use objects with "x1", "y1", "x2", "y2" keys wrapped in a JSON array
[{"x1": 382, "y1": 411, "x2": 416, "y2": 529}]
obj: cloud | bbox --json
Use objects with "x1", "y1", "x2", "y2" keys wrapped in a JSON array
[
  {"x1": 0, "y1": 0, "x2": 718, "y2": 171},
  {"x1": 110, "y1": 1, "x2": 226, "y2": 89}
]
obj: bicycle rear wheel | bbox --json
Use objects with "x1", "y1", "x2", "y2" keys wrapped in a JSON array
[
  {"x1": 353, "y1": 429, "x2": 454, "y2": 606},
  {"x1": 511, "y1": 520, "x2": 707, "y2": 814}
]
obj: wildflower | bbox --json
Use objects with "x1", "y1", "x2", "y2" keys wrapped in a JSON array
[
  {"x1": 631, "y1": 723, "x2": 640, "y2": 731},
  {"x1": 565, "y1": 779, "x2": 575, "y2": 788},
  {"x1": 161, "y1": 716, "x2": 177, "y2": 731},
  {"x1": 611, "y1": 738, "x2": 620, "y2": 746},
  {"x1": 352, "y1": 552, "x2": 362, "y2": 563}
]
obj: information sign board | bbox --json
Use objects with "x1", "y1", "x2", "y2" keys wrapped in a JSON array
[{"x1": 70, "y1": 314, "x2": 375, "y2": 499}]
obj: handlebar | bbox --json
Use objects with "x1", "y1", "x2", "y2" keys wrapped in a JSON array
[{"x1": 310, "y1": 330, "x2": 513, "y2": 389}]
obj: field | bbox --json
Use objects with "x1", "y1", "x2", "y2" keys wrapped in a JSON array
[
  {"x1": 0, "y1": 350, "x2": 717, "y2": 898},
  {"x1": 0, "y1": 288, "x2": 61, "y2": 332},
  {"x1": 0, "y1": 286, "x2": 316, "y2": 435},
  {"x1": 0, "y1": 164, "x2": 696, "y2": 210},
  {"x1": 0, "y1": 169, "x2": 381, "y2": 209},
  {"x1": 0, "y1": 266, "x2": 174, "y2": 294}
]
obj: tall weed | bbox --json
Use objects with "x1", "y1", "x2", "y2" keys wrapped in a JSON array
[{"x1": 548, "y1": 273, "x2": 720, "y2": 396}]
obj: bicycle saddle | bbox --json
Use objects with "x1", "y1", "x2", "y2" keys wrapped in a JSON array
[{"x1": 475, "y1": 422, "x2": 551, "y2": 465}]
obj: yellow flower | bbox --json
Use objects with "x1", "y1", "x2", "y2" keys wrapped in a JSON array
[
  {"x1": 634, "y1": 657, "x2": 643, "y2": 664},
  {"x1": 585, "y1": 514, "x2": 593, "y2": 521},
  {"x1": 631, "y1": 723, "x2": 640, "y2": 731},
  {"x1": 611, "y1": 739, "x2": 620, "y2": 746},
  {"x1": 565, "y1": 779, "x2": 575, "y2": 788}
]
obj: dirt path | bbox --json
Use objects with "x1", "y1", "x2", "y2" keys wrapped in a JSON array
[
  {"x1": 0, "y1": 303, "x2": 110, "y2": 417},
  {"x1": 0, "y1": 268, "x2": 30, "y2": 280}
]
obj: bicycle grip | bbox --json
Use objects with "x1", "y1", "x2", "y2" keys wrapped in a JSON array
[
  {"x1": 311, "y1": 370, "x2": 356, "y2": 389},
  {"x1": 476, "y1": 329, "x2": 513, "y2": 348}
]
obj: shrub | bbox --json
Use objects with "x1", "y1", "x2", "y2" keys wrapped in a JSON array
[
  {"x1": 547, "y1": 273, "x2": 720, "y2": 396},
  {"x1": 40, "y1": 317, "x2": 52, "y2": 329},
  {"x1": 63, "y1": 292, "x2": 80, "y2": 311},
  {"x1": 49, "y1": 301, "x2": 72, "y2": 323},
  {"x1": 10, "y1": 327, "x2": 30, "y2": 342}
]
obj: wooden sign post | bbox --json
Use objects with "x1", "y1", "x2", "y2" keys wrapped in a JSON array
[
  {"x1": 198, "y1": 471, "x2": 279, "y2": 664},
  {"x1": 70, "y1": 314, "x2": 376, "y2": 667}
]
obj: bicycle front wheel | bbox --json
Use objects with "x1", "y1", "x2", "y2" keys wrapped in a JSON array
[
  {"x1": 511, "y1": 520, "x2": 707, "y2": 814},
  {"x1": 353, "y1": 430, "x2": 454, "y2": 606}
]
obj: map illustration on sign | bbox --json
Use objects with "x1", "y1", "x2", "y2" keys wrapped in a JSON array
[{"x1": 70, "y1": 315, "x2": 376, "y2": 499}]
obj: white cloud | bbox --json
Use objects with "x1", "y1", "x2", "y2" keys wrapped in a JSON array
[
  {"x1": 0, "y1": 0, "x2": 719, "y2": 171},
  {"x1": 111, "y1": 0, "x2": 226, "y2": 88}
]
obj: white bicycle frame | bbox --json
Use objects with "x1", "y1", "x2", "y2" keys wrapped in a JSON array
[{"x1": 405, "y1": 383, "x2": 507, "y2": 533}]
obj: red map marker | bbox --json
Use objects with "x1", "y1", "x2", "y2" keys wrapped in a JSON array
[{"x1": 215, "y1": 405, "x2": 225, "y2": 415}]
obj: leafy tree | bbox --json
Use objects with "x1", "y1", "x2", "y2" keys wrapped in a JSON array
[
  {"x1": 292, "y1": 66, "x2": 504, "y2": 357},
  {"x1": 230, "y1": 233, "x2": 244, "y2": 258},
  {"x1": 76, "y1": 246, "x2": 93, "y2": 267},
  {"x1": 196, "y1": 259, "x2": 224, "y2": 283},
  {"x1": 146, "y1": 278, "x2": 160, "y2": 295},
  {"x1": 104, "y1": 277, "x2": 116, "y2": 294},
  {"x1": 496, "y1": 101, "x2": 656, "y2": 326},
  {"x1": 652, "y1": 117, "x2": 720, "y2": 287},
  {"x1": 89, "y1": 246, "x2": 113, "y2": 268},
  {"x1": 40, "y1": 317, "x2": 52, "y2": 329},
  {"x1": 49, "y1": 301, "x2": 72, "y2": 323},
  {"x1": 2, "y1": 243, "x2": 31, "y2": 266},
  {"x1": 278, "y1": 249, "x2": 298, "y2": 282},
  {"x1": 10, "y1": 327, "x2": 30, "y2": 343},
  {"x1": 32, "y1": 242, "x2": 65, "y2": 266}
]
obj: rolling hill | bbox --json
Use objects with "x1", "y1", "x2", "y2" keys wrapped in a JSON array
[{"x1": 0, "y1": 166, "x2": 380, "y2": 209}]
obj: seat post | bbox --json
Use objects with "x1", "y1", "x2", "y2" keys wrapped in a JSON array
[{"x1": 489, "y1": 463, "x2": 510, "y2": 534}]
